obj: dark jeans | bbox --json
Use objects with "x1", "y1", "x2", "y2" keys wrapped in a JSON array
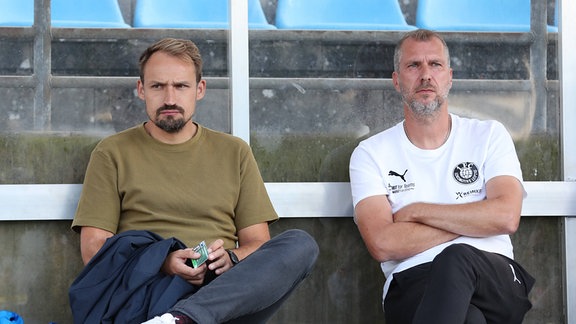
[
  {"x1": 384, "y1": 244, "x2": 535, "y2": 324},
  {"x1": 170, "y1": 229, "x2": 319, "y2": 324}
]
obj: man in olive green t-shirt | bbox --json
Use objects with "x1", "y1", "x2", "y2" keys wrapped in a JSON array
[{"x1": 70, "y1": 38, "x2": 318, "y2": 324}]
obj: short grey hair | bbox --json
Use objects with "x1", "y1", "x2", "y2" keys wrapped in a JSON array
[{"x1": 393, "y1": 29, "x2": 450, "y2": 73}]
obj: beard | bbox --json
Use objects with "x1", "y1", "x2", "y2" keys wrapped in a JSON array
[
  {"x1": 400, "y1": 81, "x2": 450, "y2": 118},
  {"x1": 408, "y1": 97, "x2": 442, "y2": 117},
  {"x1": 154, "y1": 105, "x2": 189, "y2": 133}
]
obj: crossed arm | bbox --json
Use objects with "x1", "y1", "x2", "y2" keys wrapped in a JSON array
[
  {"x1": 80, "y1": 222, "x2": 270, "y2": 286},
  {"x1": 354, "y1": 175, "x2": 524, "y2": 262}
]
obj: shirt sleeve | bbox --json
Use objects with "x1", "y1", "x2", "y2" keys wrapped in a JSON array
[
  {"x1": 234, "y1": 142, "x2": 278, "y2": 230},
  {"x1": 349, "y1": 140, "x2": 389, "y2": 208},
  {"x1": 484, "y1": 122, "x2": 524, "y2": 182},
  {"x1": 71, "y1": 146, "x2": 121, "y2": 234},
  {"x1": 483, "y1": 121, "x2": 527, "y2": 197}
]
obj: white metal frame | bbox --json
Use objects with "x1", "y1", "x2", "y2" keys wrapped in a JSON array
[
  {"x1": 1, "y1": 181, "x2": 574, "y2": 221},
  {"x1": 559, "y1": 0, "x2": 576, "y2": 321},
  {"x1": 229, "y1": 0, "x2": 251, "y2": 144}
]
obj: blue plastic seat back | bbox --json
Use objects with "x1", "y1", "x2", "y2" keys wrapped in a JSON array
[
  {"x1": 52, "y1": 0, "x2": 130, "y2": 28},
  {"x1": 554, "y1": 0, "x2": 558, "y2": 28},
  {"x1": 275, "y1": 0, "x2": 415, "y2": 30},
  {"x1": 0, "y1": 0, "x2": 34, "y2": 26},
  {"x1": 416, "y1": 0, "x2": 556, "y2": 32},
  {"x1": 133, "y1": 0, "x2": 275, "y2": 29},
  {"x1": 0, "y1": 0, "x2": 129, "y2": 28}
]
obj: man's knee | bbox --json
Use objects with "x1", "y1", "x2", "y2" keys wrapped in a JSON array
[
  {"x1": 269, "y1": 229, "x2": 319, "y2": 272},
  {"x1": 434, "y1": 244, "x2": 479, "y2": 264},
  {"x1": 465, "y1": 304, "x2": 487, "y2": 324},
  {"x1": 429, "y1": 244, "x2": 482, "y2": 281}
]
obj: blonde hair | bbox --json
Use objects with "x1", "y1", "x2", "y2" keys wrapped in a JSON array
[{"x1": 139, "y1": 38, "x2": 203, "y2": 83}]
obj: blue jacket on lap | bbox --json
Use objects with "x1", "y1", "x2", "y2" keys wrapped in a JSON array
[{"x1": 69, "y1": 230, "x2": 196, "y2": 324}]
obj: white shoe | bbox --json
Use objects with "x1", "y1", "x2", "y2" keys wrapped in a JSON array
[{"x1": 141, "y1": 313, "x2": 176, "y2": 324}]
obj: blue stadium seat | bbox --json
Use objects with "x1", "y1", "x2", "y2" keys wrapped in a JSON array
[
  {"x1": 274, "y1": 0, "x2": 416, "y2": 31},
  {"x1": 416, "y1": 0, "x2": 557, "y2": 32},
  {"x1": 133, "y1": 0, "x2": 276, "y2": 29},
  {"x1": 554, "y1": 0, "x2": 558, "y2": 29},
  {"x1": 0, "y1": 0, "x2": 33, "y2": 26},
  {"x1": 0, "y1": 0, "x2": 130, "y2": 28},
  {"x1": 52, "y1": 0, "x2": 130, "y2": 28}
]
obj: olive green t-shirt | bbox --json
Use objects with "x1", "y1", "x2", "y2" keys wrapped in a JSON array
[{"x1": 72, "y1": 123, "x2": 278, "y2": 248}]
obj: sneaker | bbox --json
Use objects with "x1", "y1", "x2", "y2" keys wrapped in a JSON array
[
  {"x1": 172, "y1": 312, "x2": 197, "y2": 324},
  {"x1": 141, "y1": 313, "x2": 176, "y2": 324}
]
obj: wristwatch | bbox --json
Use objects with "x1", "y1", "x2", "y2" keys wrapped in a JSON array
[{"x1": 227, "y1": 249, "x2": 240, "y2": 266}]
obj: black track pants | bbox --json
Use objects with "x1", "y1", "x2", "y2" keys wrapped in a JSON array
[{"x1": 384, "y1": 244, "x2": 535, "y2": 324}]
